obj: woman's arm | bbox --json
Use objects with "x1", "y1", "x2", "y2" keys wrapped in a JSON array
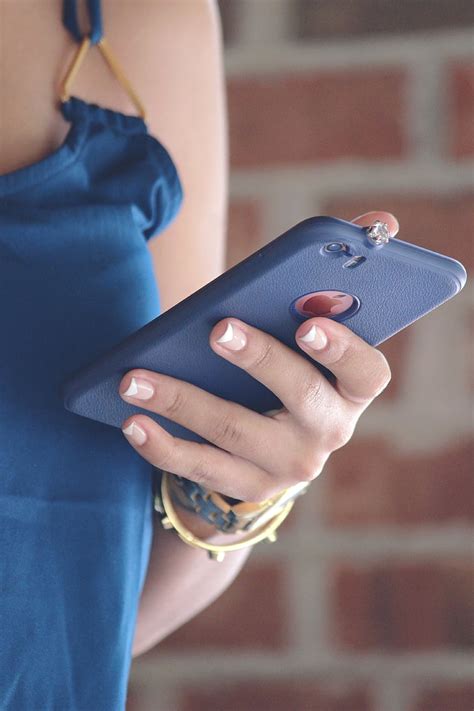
[
  {"x1": 141, "y1": 0, "x2": 228, "y2": 309},
  {"x1": 129, "y1": 0, "x2": 247, "y2": 654},
  {"x1": 132, "y1": 510, "x2": 253, "y2": 657}
]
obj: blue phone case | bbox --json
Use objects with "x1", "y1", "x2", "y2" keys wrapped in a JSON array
[{"x1": 61, "y1": 216, "x2": 467, "y2": 443}]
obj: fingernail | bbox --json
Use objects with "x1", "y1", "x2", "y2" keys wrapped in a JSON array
[
  {"x1": 121, "y1": 376, "x2": 154, "y2": 400},
  {"x1": 215, "y1": 322, "x2": 247, "y2": 351},
  {"x1": 298, "y1": 324, "x2": 328, "y2": 350},
  {"x1": 122, "y1": 421, "x2": 147, "y2": 445}
]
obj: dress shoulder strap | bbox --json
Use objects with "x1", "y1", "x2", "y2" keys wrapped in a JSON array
[
  {"x1": 63, "y1": 0, "x2": 103, "y2": 46},
  {"x1": 59, "y1": 0, "x2": 147, "y2": 120}
]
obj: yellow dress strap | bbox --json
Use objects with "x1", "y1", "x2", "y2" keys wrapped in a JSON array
[
  {"x1": 59, "y1": 0, "x2": 146, "y2": 120},
  {"x1": 59, "y1": 37, "x2": 147, "y2": 120}
]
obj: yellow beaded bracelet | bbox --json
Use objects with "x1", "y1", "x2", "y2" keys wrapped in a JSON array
[{"x1": 155, "y1": 470, "x2": 295, "y2": 562}]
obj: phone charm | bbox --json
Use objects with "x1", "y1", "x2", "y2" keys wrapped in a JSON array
[{"x1": 366, "y1": 220, "x2": 391, "y2": 246}]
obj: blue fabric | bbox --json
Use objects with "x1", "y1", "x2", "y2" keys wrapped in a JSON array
[
  {"x1": 63, "y1": 0, "x2": 103, "y2": 45},
  {"x1": 0, "y1": 95, "x2": 183, "y2": 709}
]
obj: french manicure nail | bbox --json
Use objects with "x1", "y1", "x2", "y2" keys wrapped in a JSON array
[
  {"x1": 298, "y1": 324, "x2": 328, "y2": 350},
  {"x1": 122, "y1": 376, "x2": 154, "y2": 400},
  {"x1": 215, "y1": 322, "x2": 247, "y2": 351},
  {"x1": 122, "y1": 421, "x2": 147, "y2": 445}
]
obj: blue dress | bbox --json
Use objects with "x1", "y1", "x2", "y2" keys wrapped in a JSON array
[{"x1": 0, "y1": 27, "x2": 183, "y2": 711}]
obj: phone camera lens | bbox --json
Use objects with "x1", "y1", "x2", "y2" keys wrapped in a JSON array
[{"x1": 323, "y1": 242, "x2": 347, "y2": 253}]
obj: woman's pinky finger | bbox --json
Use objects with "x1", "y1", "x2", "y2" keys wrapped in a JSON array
[{"x1": 121, "y1": 415, "x2": 274, "y2": 503}]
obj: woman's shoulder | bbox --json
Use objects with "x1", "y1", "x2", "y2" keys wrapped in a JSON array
[{"x1": 0, "y1": 0, "x2": 219, "y2": 175}]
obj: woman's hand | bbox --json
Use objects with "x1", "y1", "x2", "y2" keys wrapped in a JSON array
[{"x1": 119, "y1": 211, "x2": 398, "y2": 503}]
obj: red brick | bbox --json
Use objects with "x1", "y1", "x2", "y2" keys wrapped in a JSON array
[
  {"x1": 470, "y1": 306, "x2": 474, "y2": 392},
  {"x1": 414, "y1": 683, "x2": 474, "y2": 711},
  {"x1": 179, "y1": 680, "x2": 372, "y2": 711},
  {"x1": 154, "y1": 560, "x2": 289, "y2": 651},
  {"x1": 330, "y1": 561, "x2": 474, "y2": 651},
  {"x1": 450, "y1": 62, "x2": 474, "y2": 158},
  {"x1": 125, "y1": 685, "x2": 142, "y2": 711},
  {"x1": 323, "y1": 436, "x2": 474, "y2": 526},
  {"x1": 323, "y1": 193, "x2": 474, "y2": 270},
  {"x1": 375, "y1": 327, "x2": 412, "y2": 400},
  {"x1": 227, "y1": 69, "x2": 407, "y2": 168},
  {"x1": 226, "y1": 200, "x2": 264, "y2": 268}
]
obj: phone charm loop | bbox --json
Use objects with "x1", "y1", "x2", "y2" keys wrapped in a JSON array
[{"x1": 365, "y1": 220, "x2": 391, "y2": 246}]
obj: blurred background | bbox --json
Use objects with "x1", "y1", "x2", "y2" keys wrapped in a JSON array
[{"x1": 129, "y1": 2, "x2": 474, "y2": 710}]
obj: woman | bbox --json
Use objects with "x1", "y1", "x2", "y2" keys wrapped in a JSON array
[{"x1": 0, "y1": 1, "x2": 395, "y2": 708}]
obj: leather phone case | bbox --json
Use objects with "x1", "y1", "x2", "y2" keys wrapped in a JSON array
[{"x1": 61, "y1": 216, "x2": 467, "y2": 443}]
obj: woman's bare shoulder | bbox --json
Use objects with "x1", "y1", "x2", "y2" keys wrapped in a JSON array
[{"x1": 0, "y1": 0, "x2": 219, "y2": 174}]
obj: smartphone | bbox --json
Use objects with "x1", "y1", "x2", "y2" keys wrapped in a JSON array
[{"x1": 61, "y1": 216, "x2": 467, "y2": 443}]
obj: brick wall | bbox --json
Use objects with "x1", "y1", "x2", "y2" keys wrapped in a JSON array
[{"x1": 129, "y1": 3, "x2": 474, "y2": 710}]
